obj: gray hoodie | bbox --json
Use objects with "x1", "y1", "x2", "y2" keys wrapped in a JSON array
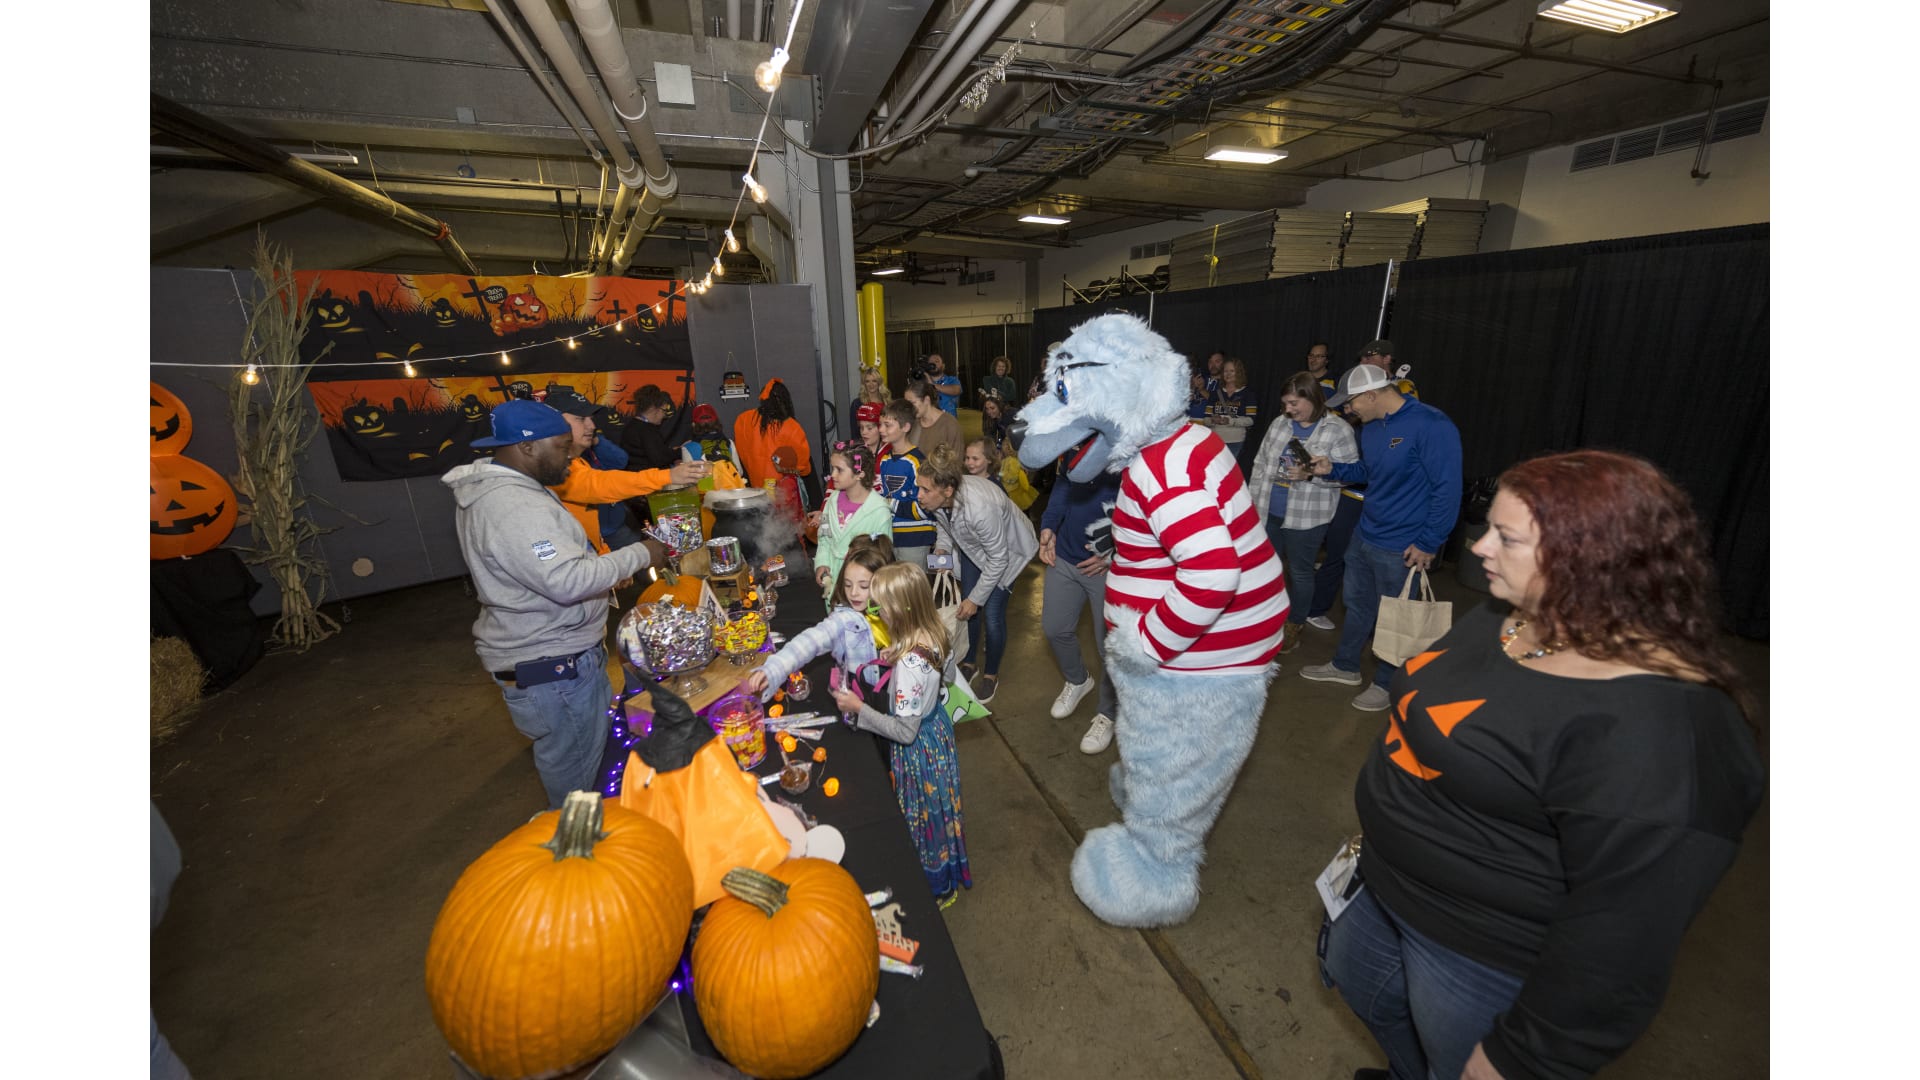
[{"x1": 444, "y1": 460, "x2": 652, "y2": 670}]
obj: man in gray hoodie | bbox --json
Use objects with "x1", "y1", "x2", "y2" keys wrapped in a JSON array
[{"x1": 444, "y1": 400, "x2": 667, "y2": 808}]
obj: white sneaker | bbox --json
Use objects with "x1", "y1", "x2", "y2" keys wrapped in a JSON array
[
  {"x1": 1351, "y1": 685, "x2": 1392, "y2": 712},
  {"x1": 1306, "y1": 616, "x2": 1336, "y2": 632},
  {"x1": 1050, "y1": 677, "x2": 1096, "y2": 719},
  {"x1": 1079, "y1": 713, "x2": 1115, "y2": 754}
]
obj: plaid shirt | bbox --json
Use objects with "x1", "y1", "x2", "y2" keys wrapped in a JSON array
[{"x1": 1249, "y1": 414, "x2": 1359, "y2": 529}]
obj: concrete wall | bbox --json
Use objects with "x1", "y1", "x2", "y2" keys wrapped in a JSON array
[
  {"x1": 878, "y1": 259, "x2": 1031, "y2": 326},
  {"x1": 1300, "y1": 140, "x2": 1488, "y2": 212}
]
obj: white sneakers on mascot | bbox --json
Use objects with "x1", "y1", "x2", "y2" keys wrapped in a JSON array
[{"x1": 1012, "y1": 313, "x2": 1287, "y2": 928}]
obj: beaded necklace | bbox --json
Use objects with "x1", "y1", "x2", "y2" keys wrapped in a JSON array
[{"x1": 1500, "y1": 618, "x2": 1565, "y2": 662}]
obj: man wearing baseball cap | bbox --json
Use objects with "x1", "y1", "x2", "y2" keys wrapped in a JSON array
[
  {"x1": 544, "y1": 389, "x2": 705, "y2": 553},
  {"x1": 444, "y1": 399, "x2": 671, "y2": 808},
  {"x1": 1296, "y1": 363, "x2": 1461, "y2": 712}
]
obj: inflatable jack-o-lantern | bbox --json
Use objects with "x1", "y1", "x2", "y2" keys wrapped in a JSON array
[
  {"x1": 150, "y1": 382, "x2": 193, "y2": 456},
  {"x1": 151, "y1": 454, "x2": 238, "y2": 559}
]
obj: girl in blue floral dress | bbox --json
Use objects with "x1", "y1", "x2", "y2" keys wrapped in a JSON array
[{"x1": 829, "y1": 563, "x2": 972, "y2": 905}]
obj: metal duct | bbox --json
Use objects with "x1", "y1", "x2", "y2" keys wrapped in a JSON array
[
  {"x1": 503, "y1": 0, "x2": 642, "y2": 272},
  {"x1": 150, "y1": 94, "x2": 480, "y2": 275},
  {"x1": 728, "y1": 0, "x2": 742, "y2": 39},
  {"x1": 879, "y1": 0, "x2": 992, "y2": 139},
  {"x1": 479, "y1": 0, "x2": 604, "y2": 165},
  {"x1": 564, "y1": 0, "x2": 682, "y2": 272}
]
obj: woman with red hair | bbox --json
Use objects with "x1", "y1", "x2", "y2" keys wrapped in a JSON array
[{"x1": 1322, "y1": 449, "x2": 1765, "y2": 1080}]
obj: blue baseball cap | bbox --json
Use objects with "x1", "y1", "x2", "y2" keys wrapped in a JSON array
[{"x1": 470, "y1": 400, "x2": 571, "y2": 448}]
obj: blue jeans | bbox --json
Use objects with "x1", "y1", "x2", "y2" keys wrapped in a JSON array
[
  {"x1": 1322, "y1": 886, "x2": 1523, "y2": 1080},
  {"x1": 958, "y1": 552, "x2": 1012, "y2": 678},
  {"x1": 491, "y1": 643, "x2": 616, "y2": 808},
  {"x1": 1312, "y1": 494, "x2": 1365, "y2": 617},
  {"x1": 1265, "y1": 515, "x2": 1330, "y2": 627},
  {"x1": 1332, "y1": 539, "x2": 1414, "y2": 689}
]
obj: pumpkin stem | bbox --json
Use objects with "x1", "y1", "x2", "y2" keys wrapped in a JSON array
[
  {"x1": 720, "y1": 866, "x2": 789, "y2": 917},
  {"x1": 541, "y1": 791, "x2": 608, "y2": 861}
]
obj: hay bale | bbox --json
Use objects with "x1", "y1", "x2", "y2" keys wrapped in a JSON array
[{"x1": 151, "y1": 637, "x2": 208, "y2": 744}]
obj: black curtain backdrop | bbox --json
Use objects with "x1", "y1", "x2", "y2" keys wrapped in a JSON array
[
  {"x1": 1033, "y1": 264, "x2": 1393, "y2": 453},
  {"x1": 1030, "y1": 225, "x2": 1768, "y2": 639},
  {"x1": 884, "y1": 324, "x2": 1035, "y2": 405}
]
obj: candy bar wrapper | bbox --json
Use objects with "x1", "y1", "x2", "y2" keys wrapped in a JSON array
[{"x1": 879, "y1": 956, "x2": 923, "y2": 979}]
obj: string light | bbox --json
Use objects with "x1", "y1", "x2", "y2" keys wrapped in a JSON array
[
  {"x1": 500, "y1": 351, "x2": 512, "y2": 366},
  {"x1": 403, "y1": 359, "x2": 417, "y2": 377},
  {"x1": 242, "y1": 363, "x2": 260, "y2": 385},
  {"x1": 567, "y1": 336, "x2": 578, "y2": 349},
  {"x1": 654, "y1": 303, "x2": 663, "y2": 315},
  {"x1": 712, "y1": 257, "x2": 726, "y2": 278},
  {"x1": 702, "y1": 273, "x2": 714, "y2": 290},
  {"x1": 754, "y1": 46, "x2": 790, "y2": 93},
  {"x1": 615, "y1": 319, "x2": 625, "y2": 332},
  {"x1": 743, "y1": 171, "x2": 768, "y2": 203},
  {"x1": 725, "y1": 228, "x2": 741, "y2": 254}
]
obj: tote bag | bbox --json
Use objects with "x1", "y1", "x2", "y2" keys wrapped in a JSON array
[
  {"x1": 1373, "y1": 567, "x2": 1452, "y2": 666},
  {"x1": 931, "y1": 569, "x2": 971, "y2": 665}
]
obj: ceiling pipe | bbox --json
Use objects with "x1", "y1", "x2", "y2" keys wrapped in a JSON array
[
  {"x1": 149, "y1": 94, "x2": 480, "y2": 275},
  {"x1": 887, "y1": 0, "x2": 1024, "y2": 139},
  {"x1": 478, "y1": 0, "x2": 606, "y2": 167},
  {"x1": 727, "y1": 0, "x2": 742, "y2": 39},
  {"x1": 1374, "y1": 20, "x2": 1716, "y2": 86},
  {"x1": 751, "y1": 0, "x2": 767, "y2": 43},
  {"x1": 563, "y1": 0, "x2": 682, "y2": 272},
  {"x1": 503, "y1": 0, "x2": 642, "y2": 273},
  {"x1": 878, "y1": 0, "x2": 991, "y2": 140}
]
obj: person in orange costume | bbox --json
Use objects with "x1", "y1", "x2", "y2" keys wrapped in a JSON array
[
  {"x1": 732, "y1": 378, "x2": 813, "y2": 532},
  {"x1": 546, "y1": 389, "x2": 706, "y2": 553}
]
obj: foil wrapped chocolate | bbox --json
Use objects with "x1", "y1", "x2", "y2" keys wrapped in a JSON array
[{"x1": 617, "y1": 596, "x2": 716, "y2": 676}]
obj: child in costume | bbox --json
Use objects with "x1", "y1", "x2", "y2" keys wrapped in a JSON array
[
  {"x1": 811, "y1": 440, "x2": 893, "y2": 599},
  {"x1": 876, "y1": 399, "x2": 934, "y2": 567},
  {"x1": 749, "y1": 538, "x2": 895, "y2": 703},
  {"x1": 827, "y1": 563, "x2": 972, "y2": 905}
]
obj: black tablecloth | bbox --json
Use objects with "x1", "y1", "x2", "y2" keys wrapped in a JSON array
[{"x1": 623, "y1": 560, "x2": 1000, "y2": 1080}]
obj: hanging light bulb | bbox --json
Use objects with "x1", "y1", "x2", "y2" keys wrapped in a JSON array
[
  {"x1": 754, "y1": 46, "x2": 790, "y2": 94},
  {"x1": 403, "y1": 359, "x2": 417, "y2": 378},
  {"x1": 712, "y1": 257, "x2": 726, "y2": 278},
  {"x1": 500, "y1": 351, "x2": 512, "y2": 367},
  {"x1": 242, "y1": 363, "x2": 260, "y2": 385},
  {"x1": 567, "y1": 336, "x2": 578, "y2": 349},
  {"x1": 702, "y1": 273, "x2": 714, "y2": 290},
  {"x1": 615, "y1": 319, "x2": 625, "y2": 332},
  {"x1": 743, "y1": 171, "x2": 768, "y2": 203},
  {"x1": 724, "y1": 228, "x2": 741, "y2": 254},
  {"x1": 654, "y1": 303, "x2": 663, "y2": 316}
]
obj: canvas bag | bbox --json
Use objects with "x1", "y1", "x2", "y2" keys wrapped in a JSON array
[
  {"x1": 1373, "y1": 566, "x2": 1452, "y2": 666},
  {"x1": 931, "y1": 569, "x2": 971, "y2": 665}
]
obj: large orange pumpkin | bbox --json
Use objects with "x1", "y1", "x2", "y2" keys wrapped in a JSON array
[
  {"x1": 692, "y1": 861, "x2": 879, "y2": 1079},
  {"x1": 150, "y1": 454, "x2": 238, "y2": 560},
  {"x1": 425, "y1": 792, "x2": 695, "y2": 1080},
  {"x1": 150, "y1": 382, "x2": 193, "y2": 457}
]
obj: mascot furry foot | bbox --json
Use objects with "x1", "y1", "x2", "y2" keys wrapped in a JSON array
[
  {"x1": 1068, "y1": 609, "x2": 1270, "y2": 928},
  {"x1": 1014, "y1": 313, "x2": 1287, "y2": 930}
]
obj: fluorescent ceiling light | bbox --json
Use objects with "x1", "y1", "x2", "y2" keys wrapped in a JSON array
[
  {"x1": 871, "y1": 267, "x2": 905, "y2": 276},
  {"x1": 1018, "y1": 214, "x2": 1072, "y2": 225},
  {"x1": 1205, "y1": 146, "x2": 1287, "y2": 165},
  {"x1": 1536, "y1": 0, "x2": 1678, "y2": 33}
]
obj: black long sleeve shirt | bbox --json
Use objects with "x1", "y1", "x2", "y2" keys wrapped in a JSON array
[{"x1": 1354, "y1": 601, "x2": 1765, "y2": 1080}]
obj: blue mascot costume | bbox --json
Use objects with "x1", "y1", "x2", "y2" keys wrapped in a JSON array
[{"x1": 1013, "y1": 314, "x2": 1287, "y2": 928}]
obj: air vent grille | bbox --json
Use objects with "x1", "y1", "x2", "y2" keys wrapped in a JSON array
[
  {"x1": 1710, "y1": 100, "x2": 1768, "y2": 143},
  {"x1": 1567, "y1": 99, "x2": 1767, "y2": 173},
  {"x1": 1658, "y1": 115, "x2": 1707, "y2": 154},
  {"x1": 1613, "y1": 127, "x2": 1659, "y2": 164},
  {"x1": 1570, "y1": 139, "x2": 1614, "y2": 172}
]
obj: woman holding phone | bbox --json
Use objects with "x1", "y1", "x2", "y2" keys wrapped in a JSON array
[{"x1": 1249, "y1": 371, "x2": 1357, "y2": 655}]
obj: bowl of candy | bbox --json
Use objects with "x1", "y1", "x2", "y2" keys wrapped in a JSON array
[
  {"x1": 713, "y1": 610, "x2": 769, "y2": 666},
  {"x1": 617, "y1": 597, "x2": 717, "y2": 696}
]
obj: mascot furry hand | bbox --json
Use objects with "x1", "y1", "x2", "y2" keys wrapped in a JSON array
[{"x1": 1013, "y1": 313, "x2": 1286, "y2": 928}]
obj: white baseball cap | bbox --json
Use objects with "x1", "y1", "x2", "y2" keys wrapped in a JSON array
[{"x1": 1323, "y1": 364, "x2": 1392, "y2": 408}]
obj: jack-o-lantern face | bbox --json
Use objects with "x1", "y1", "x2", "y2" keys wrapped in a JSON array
[
  {"x1": 150, "y1": 382, "x2": 194, "y2": 457},
  {"x1": 151, "y1": 455, "x2": 238, "y2": 559},
  {"x1": 427, "y1": 298, "x2": 459, "y2": 327},
  {"x1": 309, "y1": 290, "x2": 360, "y2": 333},
  {"x1": 594, "y1": 408, "x2": 624, "y2": 437},
  {"x1": 458, "y1": 395, "x2": 487, "y2": 422},
  {"x1": 502, "y1": 288, "x2": 547, "y2": 329},
  {"x1": 635, "y1": 309, "x2": 658, "y2": 333},
  {"x1": 507, "y1": 381, "x2": 533, "y2": 400},
  {"x1": 344, "y1": 400, "x2": 391, "y2": 437}
]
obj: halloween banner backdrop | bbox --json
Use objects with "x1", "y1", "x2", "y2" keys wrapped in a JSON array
[{"x1": 294, "y1": 271, "x2": 692, "y2": 482}]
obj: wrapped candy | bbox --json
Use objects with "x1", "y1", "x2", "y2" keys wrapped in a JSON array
[
  {"x1": 713, "y1": 611, "x2": 769, "y2": 662},
  {"x1": 618, "y1": 597, "x2": 717, "y2": 676}
]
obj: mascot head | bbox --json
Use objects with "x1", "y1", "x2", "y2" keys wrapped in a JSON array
[{"x1": 1012, "y1": 313, "x2": 1190, "y2": 482}]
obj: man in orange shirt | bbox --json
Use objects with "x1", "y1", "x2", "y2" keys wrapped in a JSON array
[{"x1": 546, "y1": 389, "x2": 705, "y2": 553}]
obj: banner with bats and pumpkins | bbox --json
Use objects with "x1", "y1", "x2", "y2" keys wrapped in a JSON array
[{"x1": 294, "y1": 271, "x2": 694, "y2": 482}]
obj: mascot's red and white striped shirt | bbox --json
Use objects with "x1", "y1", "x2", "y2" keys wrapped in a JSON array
[{"x1": 1105, "y1": 423, "x2": 1287, "y2": 673}]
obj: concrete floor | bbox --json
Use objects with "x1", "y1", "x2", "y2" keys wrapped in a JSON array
[{"x1": 151, "y1": 561, "x2": 1768, "y2": 1080}]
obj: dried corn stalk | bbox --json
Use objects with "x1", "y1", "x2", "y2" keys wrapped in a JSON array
[{"x1": 229, "y1": 231, "x2": 340, "y2": 651}]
